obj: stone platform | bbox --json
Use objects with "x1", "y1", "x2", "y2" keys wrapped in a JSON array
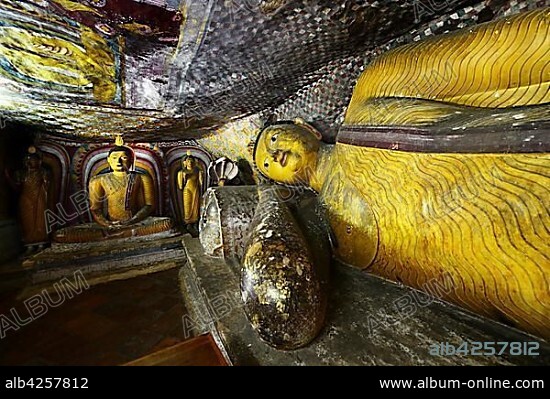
[
  {"x1": 179, "y1": 236, "x2": 550, "y2": 366},
  {"x1": 19, "y1": 230, "x2": 185, "y2": 298}
]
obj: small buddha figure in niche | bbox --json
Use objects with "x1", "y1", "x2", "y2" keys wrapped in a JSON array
[
  {"x1": 177, "y1": 153, "x2": 203, "y2": 236},
  {"x1": 54, "y1": 136, "x2": 173, "y2": 243},
  {"x1": 252, "y1": 8, "x2": 550, "y2": 340},
  {"x1": 8, "y1": 146, "x2": 51, "y2": 255}
]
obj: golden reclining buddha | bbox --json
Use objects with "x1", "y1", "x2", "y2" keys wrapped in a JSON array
[
  {"x1": 254, "y1": 8, "x2": 550, "y2": 339},
  {"x1": 54, "y1": 138, "x2": 173, "y2": 243}
]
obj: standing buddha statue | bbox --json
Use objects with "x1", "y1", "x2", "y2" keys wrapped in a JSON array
[
  {"x1": 10, "y1": 146, "x2": 51, "y2": 255},
  {"x1": 177, "y1": 152, "x2": 204, "y2": 236}
]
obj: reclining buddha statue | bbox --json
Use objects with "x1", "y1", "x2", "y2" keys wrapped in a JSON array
[
  {"x1": 253, "y1": 8, "x2": 549, "y2": 339},
  {"x1": 54, "y1": 136, "x2": 173, "y2": 243}
]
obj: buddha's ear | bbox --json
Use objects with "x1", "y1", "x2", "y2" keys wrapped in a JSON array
[{"x1": 294, "y1": 118, "x2": 323, "y2": 141}]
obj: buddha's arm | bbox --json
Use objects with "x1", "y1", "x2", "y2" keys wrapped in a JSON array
[
  {"x1": 122, "y1": 174, "x2": 154, "y2": 225},
  {"x1": 43, "y1": 169, "x2": 55, "y2": 211},
  {"x1": 177, "y1": 170, "x2": 183, "y2": 190},
  {"x1": 91, "y1": 210, "x2": 111, "y2": 227},
  {"x1": 88, "y1": 177, "x2": 111, "y2": 227}
]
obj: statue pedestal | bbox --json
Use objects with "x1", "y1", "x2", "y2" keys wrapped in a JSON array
[
  {"x1": 19, "y1": 228, "x2": 184, "y2": 298},
  {"x1": 180, "y1": 236, "x2": 550, "y2": 365},
  {"x1": 53, "y1": 217, "x2": 174, "y2": 243}
]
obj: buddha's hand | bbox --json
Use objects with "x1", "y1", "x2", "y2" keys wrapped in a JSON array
[
  {"x1": 92, "y1": 210, "x2": 114, "y2": 228},
  {"x1": 106, "y1": 221, "x2": 123, "y2": 229},
  {"x1": 119, "y1": 218, "x2": 135, "y2": 226}
]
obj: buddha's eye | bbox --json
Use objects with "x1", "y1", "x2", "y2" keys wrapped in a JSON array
[
  {"x1": 271, "y1": 134, "x2": 278, "y2": 143},
  {"x1": 264, "y1": 160, "x2": 269, "y2": 169}
]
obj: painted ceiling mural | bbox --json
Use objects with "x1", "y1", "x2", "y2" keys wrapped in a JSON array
[{"x1": 0, "y1": 0, "x2": 547, "y2": 141}]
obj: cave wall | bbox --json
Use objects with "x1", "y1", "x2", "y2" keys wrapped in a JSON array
[{"x1": 197, "y1": 0, "x2": 548, "y2": 162}]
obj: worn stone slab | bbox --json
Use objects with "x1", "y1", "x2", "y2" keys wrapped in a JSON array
[
  {"x1": 24, "y1": 230, "x2": 181, "y2": 268},
  {"x1": 179, "y1": 236, "x2": 550, "y2": 366},
  {"x1": 18, "y1": 233, "x2": 186, "y2": 298},
  {"x1": 20, "y1": 260, "x2": 180, "y2": 300}
]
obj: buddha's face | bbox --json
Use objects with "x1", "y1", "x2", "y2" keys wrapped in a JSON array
[
  {"x1": 254, "y1": 124, "x2": 320, "y2": 185},
  {"x1": 183, "y1": 157, "x2": 194, "y2": 169},
  {"x1": 108, "y1": 150, "x2": 131, "y2": 173},
  {"x1": 26, "y1": 156, "x2": 41, "y2": 170}
]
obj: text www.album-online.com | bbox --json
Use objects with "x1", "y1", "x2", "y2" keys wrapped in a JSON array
[{"x1": 380, "y1": 377, "x2": 545, "y2": 389}]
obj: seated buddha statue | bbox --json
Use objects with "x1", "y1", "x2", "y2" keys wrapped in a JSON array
[
  {"x1": 252, "y1": 8, "x2": 549, "y2": 340},
  {"x1": 54, "y1": 137, "x2": 173, "y2": 243}
]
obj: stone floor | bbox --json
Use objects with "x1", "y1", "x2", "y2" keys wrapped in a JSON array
[
  {"x1": 0, "y1": 263, "x2": 188, "y2": 366},
  {"x1": 180, "y1": 236, "x2": 550, "y2": 366}
]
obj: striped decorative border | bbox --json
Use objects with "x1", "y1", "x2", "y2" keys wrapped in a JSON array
[{"x1": 338, "y1": 123, "x2": 550, "y2": 153}]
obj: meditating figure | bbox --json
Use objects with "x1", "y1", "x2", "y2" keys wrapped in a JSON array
[
  {"x1": 89, "y1": 145, "x2": 153, "y2": 227},
  {"x1": 54, "y1": 136, "x2": 173, "y2": 242}
]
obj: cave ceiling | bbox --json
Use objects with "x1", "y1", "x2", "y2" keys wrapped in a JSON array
[{"x1": 0, "y1": 0, "x2": 498, "y2": 142}]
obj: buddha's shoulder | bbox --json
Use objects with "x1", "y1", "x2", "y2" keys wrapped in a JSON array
[
  {"x1": 89, "y1": 173, "x2": 120, "y2": 185},
  {"x1": 89, "y1": 174, "x2": 107, "y2": 184}
]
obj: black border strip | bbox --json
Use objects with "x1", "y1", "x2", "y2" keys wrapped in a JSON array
[{"x1": 338, "y1": 124, "x2": 550, "y2": 153}]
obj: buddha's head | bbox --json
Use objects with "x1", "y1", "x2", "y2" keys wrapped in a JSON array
[
  {"x1": 25, "y1": 154, "x2": 41, "y2": 170},
  {"x1": 108, "y1": 146, "x2": 133, "y2": 173},
  {"x1": 253, "y1": 122, "x2": 320, "y2": 185},
  {"x1": 25, "y1": 146, "x2": 42, "y2": 170},
  {"x1": 182, "y1": 155, "x2": 196, "y2": 169}
]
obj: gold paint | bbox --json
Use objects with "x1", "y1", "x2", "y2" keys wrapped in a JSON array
[
  {"x1": 198, "y1": 117, "x2": 262, "y2": 163},
  {"x1": 50, "y1": 0, "x2": 103, "y2": 16},
  {"x1": 317, "y1": 149, "x2": 379, "y2": 269},
  {"x1": 119, "y1": 22, "x2": 154, "y2": 35},
  {"x1": 255, "y1": 125, "x2": 550, "y2": 338},
  {"x1": 259, "y1": 0, "x2": 288, "y2": 14},
  {"x1": 177, "y1": 155, "x2": 204, "y2": 224},
  {"x1": 251, "y1": 314, "x2": 260, "y2": 328},
  {"x1": 345, "y1": 98, "x2": 550, "y2": 127},
  {"x1": 329, "y1": 146, "x2": 549, "y2": 338},
  {"x1": 53, "y1": 218, "x2": 173, "y2": 243},
  {"x1": 89, "y1": 172, "x2": 153, "y2": 222},
  {"x1": 248, "y1": 242, "x2": 263, "y2": 257},
  {"x1": 254, "y1": 123, "x2": 320, "y2": 185},
  {"x1": 345, "y1": 8, "x2": 550, "y2": 125},
  {"x1": 54, "y1": 140, "x2": 173, "y2": 243},
  {"x1": 252, "y1": 9, "x2": 550, "y2": 338},
  {"x1": 80, "y1": 26, "x2": 117, "y2": 102},
  {"x1": 115, "y1": 134, "x2": 125, "y2": 147},
  {"x1": 0, "y1": 24, "x2": 117, "y2": 102}
]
